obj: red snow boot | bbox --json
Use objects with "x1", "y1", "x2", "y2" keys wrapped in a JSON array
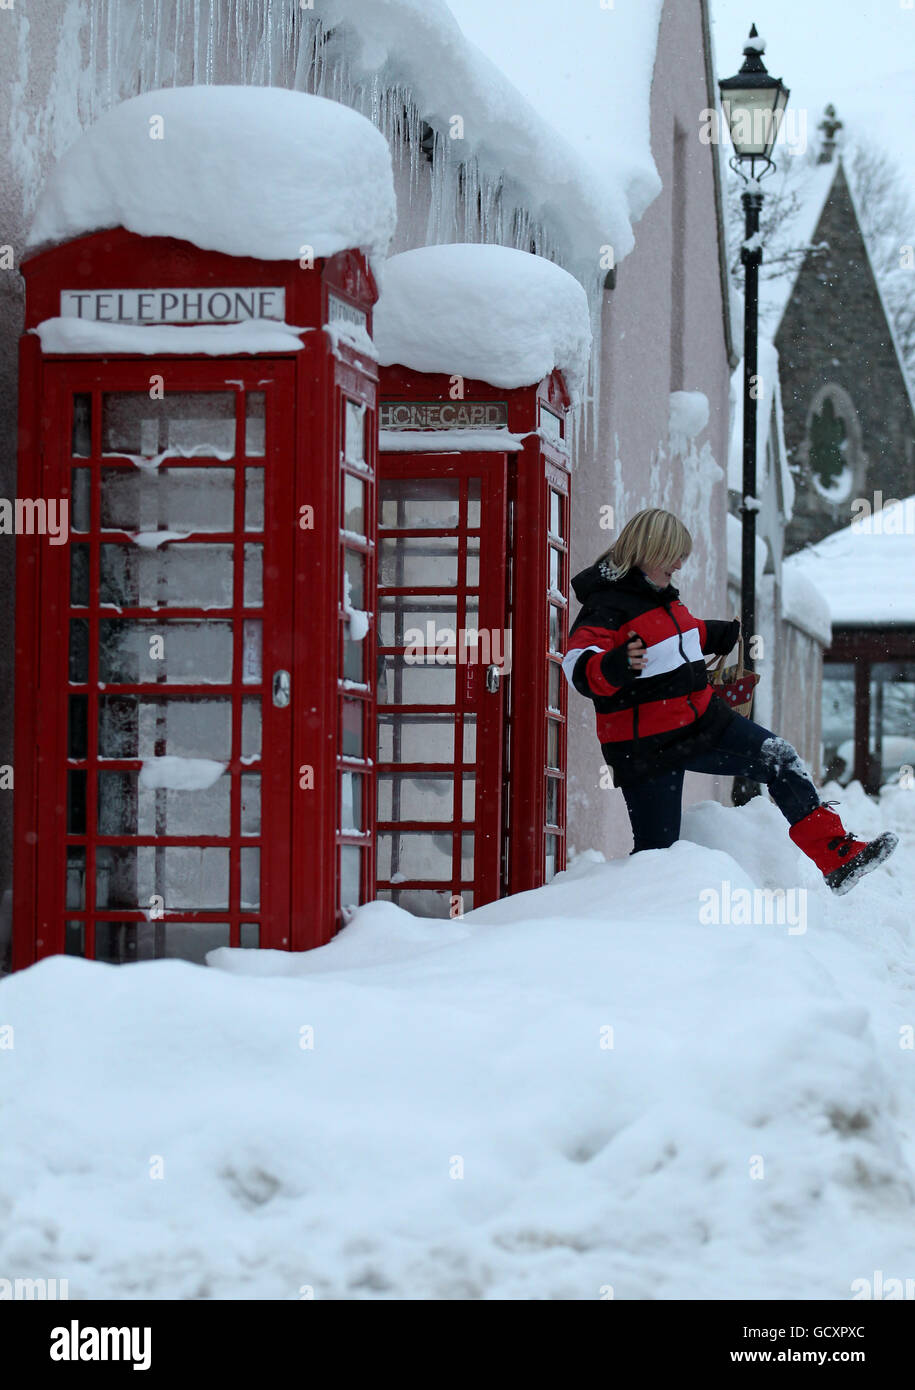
[{"x1": 788, "y1": 802, "x2": 898, "y2": 895}]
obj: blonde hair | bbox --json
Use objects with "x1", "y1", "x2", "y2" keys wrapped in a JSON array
[{"x1": 596, "y1": 509, "x2": 692, "y2": 581}]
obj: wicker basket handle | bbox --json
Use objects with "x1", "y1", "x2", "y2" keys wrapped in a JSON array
[{"x1": 708, "y1": 617, "x2": 742, "y2": 686}]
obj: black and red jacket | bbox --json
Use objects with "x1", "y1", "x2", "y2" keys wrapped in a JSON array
[{"x1": 563, "y1": 561, "x2": 739, "y2": 785}]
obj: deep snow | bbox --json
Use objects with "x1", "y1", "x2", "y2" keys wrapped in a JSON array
[
  {"x1": 2, "y1": 782, "x2": 914, "y2": 1300},
  {"x1": 28, "y1": 86, "x2": 397, "y2": 273}
]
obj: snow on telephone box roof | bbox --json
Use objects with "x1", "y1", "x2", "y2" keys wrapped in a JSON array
[
  {"x1": 27, "y1": 85, "x2": 397, "y2": 274},
  {"x1": 373, "y1": 244, "x2": 592, "y2": 405}
]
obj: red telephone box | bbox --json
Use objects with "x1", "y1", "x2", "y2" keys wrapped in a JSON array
[
  {"x1": 376, "y1": 366, "x2": 572, "y2": 916},
  {"x1": 13, "y1": 227, "x2": 379, "y2": 967}
]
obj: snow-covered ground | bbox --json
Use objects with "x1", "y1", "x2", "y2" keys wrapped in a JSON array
[{"x1": 2, "y1": 782, "x2": 915, "y2": 1300}]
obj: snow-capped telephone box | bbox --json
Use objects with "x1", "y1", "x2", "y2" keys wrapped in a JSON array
[
  {"x1": 375, "y1": 361, "x2": 572, "y2": 913},
  {"x1": 13, "y1": 225, "x2": 382, "y2": 969}
]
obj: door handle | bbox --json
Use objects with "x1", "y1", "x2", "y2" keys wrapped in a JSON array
[
  {"x1": 272, "y1": 670, "x2": 291, "y2": 707},
  {"x1": 486, "y1": 664, "x2": 501, "y2": 694}
]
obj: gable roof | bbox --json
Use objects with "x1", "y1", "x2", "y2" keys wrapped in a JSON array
[
  {"x1": 763, "y1": 154, "x2": 915, "y2": 421},
  {"x1": 784, "y1": 496, "x2": 915, "y2": 626}
]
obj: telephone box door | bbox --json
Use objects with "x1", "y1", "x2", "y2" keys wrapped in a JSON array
[
  {"x1": 376, "y1": 454, "x2": 508, "y2": 916},
  {"x1": 23, "y1": 360, "x2": 296, "y2": 964}
]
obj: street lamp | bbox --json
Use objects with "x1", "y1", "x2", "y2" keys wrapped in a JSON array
[{"x1": 719, "y1": 24, "x2": 789, "y2": 803}]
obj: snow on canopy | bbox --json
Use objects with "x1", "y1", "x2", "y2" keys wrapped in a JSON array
[
  {"x1": 373, "y1": 245, "x2": 592, "y2": 403},
  {"x1": 784, "y1": 495, "x2": 915, "y2": 626},
  {"x1": 27, "y1": 86, "x2": 397, "y2": 272}
]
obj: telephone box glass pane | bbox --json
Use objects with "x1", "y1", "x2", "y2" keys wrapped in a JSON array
[
  {"x1": 546, "y1": 775, "x2": 558, "y2": 828},
  {"x1": 462, "y1": 717, "x2": 476, "y2": 762},
  {"x1": 549, "y1": 605, "x2": 561, "y2": 653},
  {"x1": 69, "y1": 619, "x2": 89, "y2": 683},
  {"x1": 244, "y1": 545, "x2": 263, "y2": 607},
  {"x1": 341, "y1": 699, "x2": 364, "y2": 758},
  {"x1": 379, "y1": 478, "x2": 460, "y2": 529},
  {"x1": 242, "y1": 620, "x2": 262, "y2": 684},
  {"x1": 98, "y1": 696, "x2": 232, "y2": 760},
  {"x1": 547, "y1": 720, "x2": 560, "y2": 769},
  {"x1": 241, "y1": 774, "x2": 261, "y2": 835},
  {"x1": 245, "y1": 469, "x2": 264, "y2": 531},
  {"x1": 99, "y1": 619, "x2": 234, "y2": 683},
  {"x1": 95, "y1": 846, "x2": 230, "y2": 909},
  {"x1": 340, "y1": 772, "x2": 364, "y2": 832},
  {"x1": 467, "y1": 478, "x2": 481, "y2": 529},
  {"x1": 71, "y1": 469, "x2": 91, "y2": 531},
  {"x1": 377, "y1": 657, "x2": 455, "y2": 705},
  {"x1": 344, "y1": 549, "x2": 366, "y2": 610},
  {"x1": 343, "y1": 624, "x2": 363, "y2": 682},
  {"x1": 71, "y1": 394, "x2": 92, "y2": 457},
  {"x1": 241, "y1": 699, "x2": 262, "y2": 759},
  {"x1": 68, "y1": 695, "x2": 88, "y2": 758},
  {"x1": 549, "y1": 546, "x2": 561, "y2": 590},
  {"x1": 548, "y1": 661, "x2": 561, "y2": 710},
  {"x1": 344, "y1": 399, "x2": 366, "y2": 464},
  {"x1": 94, "y1": 922, "x2": 231, "y2": 966},
  {"x1": 340, "y1": 845, "x2": 361, "y2": 910},
  {"x1": 97, "y1": 770, "x2": 231, "y2": 837},
  {"x1": 65, "y1": 922, "x2": 86, "y2": 956},
  {"x1": 377, "y1": 714, "x2": 454, "y2": 762},
  {"x1": 101, "y1": 392, "x2": 235, "y2": 457},
  {"x1": 377, "y1": 773, "x2": 454, "y2": 823},
  {"x1": 240, "y1": 923, "x2": 260, "y2": 948},
  {"x1": 100, "y1": 467, "x2": 235, "y2": 533},
  {"x1": 380, "y1": 537, "x2": 459, "y2": 588},
  {"x1": 461, "y1": 774, "x2": 475, "y2": 822},
  {"x1": 465, "y1": 538, "x2": 480, "y2": 588},
  {"x1": 70, "y1": 545, "x2": 90, "y2": 606},
  {"x1": 549, "y1": 489, "x2": 563, "y2": 539},
  {"x1": 377, "y1": 832, "x2": 453, "y2": 880},
  {"x1": 99, "y1": 543, "x2": 234, "y2": 608},
  {"x1": 240, "y1": 848, "x2": 260, "y2": 908},
  {"x1": 66, "y1": 850, "x2": 86, "y2": 909},
  {"x1": 343, "y1": 473, "x2": 366, "y2": 537},
  {"x1": 378, "y1": 596, "x2": 458, "y2": 647},
  {"x1": 545, "y1": 835, "x2": 558, "y2": 882},
  {"x1": 67, "y1": 771, "x2": 87, "y2": 834},
  {"x1": 245, "y1": 393, "x2": 266, "y2": 456}
]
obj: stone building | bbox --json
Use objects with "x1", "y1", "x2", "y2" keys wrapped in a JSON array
[{"x1": 770, "y1": 148, "x2": 915, "y2": 556}]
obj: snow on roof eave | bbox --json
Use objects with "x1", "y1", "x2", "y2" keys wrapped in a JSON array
[
  {"x1": 763, "y1": 158, "x2": 838, "y2": 338},
  {"x1": 317, "y1": 0, "x2": 664, "y2": 275},
  {"x1": 842, "y1": 164, "x2": 915, "y2": 423}
]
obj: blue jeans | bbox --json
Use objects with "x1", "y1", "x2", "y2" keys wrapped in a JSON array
[{"x1": 620, "y1": 712, "x2": 821, "y2": 853}]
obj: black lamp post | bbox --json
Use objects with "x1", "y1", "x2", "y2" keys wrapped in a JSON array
[{"x1": 719, "y1": 24, "x2": 789, "y2": 803}]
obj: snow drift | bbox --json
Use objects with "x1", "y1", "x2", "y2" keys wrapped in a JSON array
[
  {"x1": 28, "y1": 86, "x2": 397, "y2": 274},
  {"x1": 374, "y1": 244, "x2": 592, "y2": 404},
  {"x1": 2, "y1": 784, "x2": 914, "y2": 1299}
]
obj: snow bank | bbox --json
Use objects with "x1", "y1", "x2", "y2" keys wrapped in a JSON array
[
  {"x1": 28, "y1": 86, "x2": 396, "y2": 273},
  {"x1": 374, "y1": 245, "x2": 592, "y2": 403},
  {"x1": 781, "y1": 567, "x2": 832, "y2": 646},
  {"x1": 2, "y1": 788, "x2": 915, "y2": 1299},
  {"x1": 785, "y1": 495, "x2": 915, "y2": 625},
  {"x1": 314, "y1": 0, "x2": 663, "y2": 270},
  {"x1": 32, "y1": 318, "x2": 310, "y2": 356}
]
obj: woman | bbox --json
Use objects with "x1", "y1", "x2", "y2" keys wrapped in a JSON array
[{"x1": 563, "y1": 508, "x2": 897, "y2": 894}]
